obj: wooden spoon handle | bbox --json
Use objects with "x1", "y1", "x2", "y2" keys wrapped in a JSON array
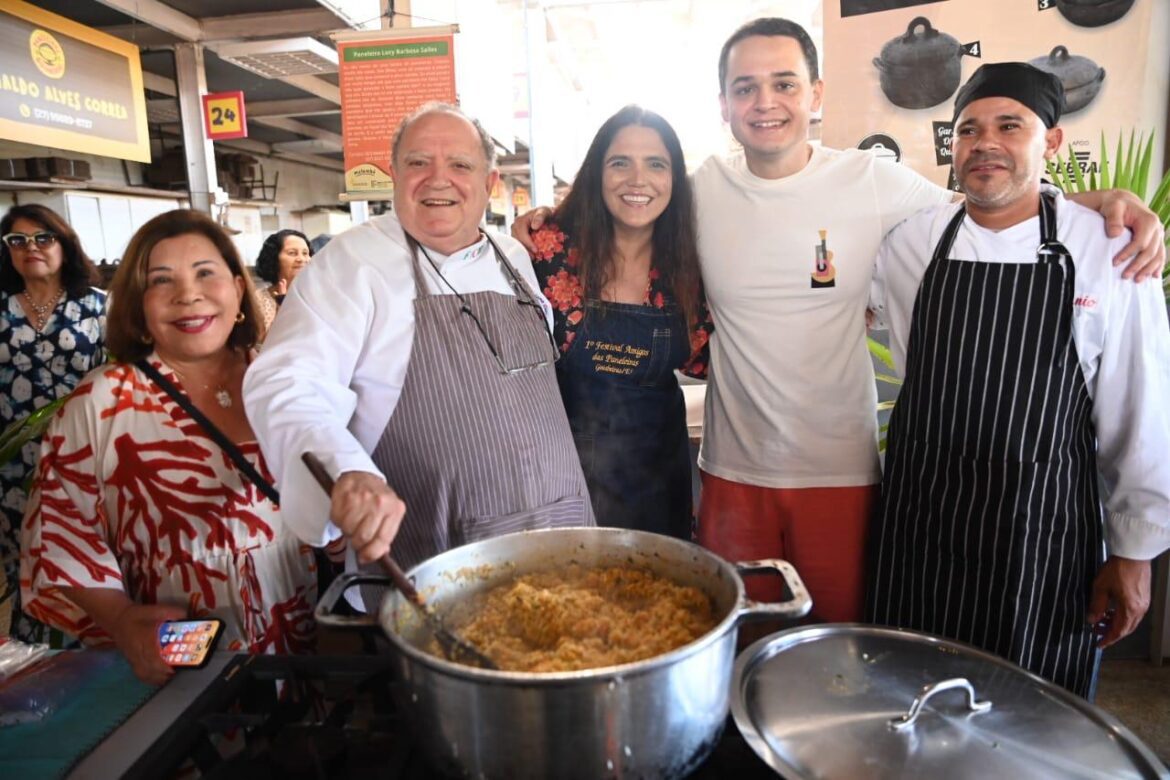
[{"x1": 299, "y1": 452, "x2": 424, "y2": 605}]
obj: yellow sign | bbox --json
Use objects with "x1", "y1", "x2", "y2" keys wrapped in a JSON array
[
  {"x1": 202, "y1": 91, "x2": 247, "y2": 140},
  {"x1": 29, "y1": 29, "x2": 64, "y2": 79},
  {"x1": 0, "y1": 1, "x2": 149, "y2": 162}
]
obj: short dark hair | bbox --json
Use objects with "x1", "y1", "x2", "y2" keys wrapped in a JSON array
[
  {"x1": 718, "y1": 17, "x2": 820, "y2": 94},
  {"x1": 255, "y1": 229, "x2": 311, "y2": 284},
  {"x1": 106, "y1": 209, "x2": 262, "y2": 363},
  {"x1": 0, "y1": 204, "x2": 99, "y2": 296},
  {"x1": 553, "y1": 105, "x2": 703, "y2": 329}
]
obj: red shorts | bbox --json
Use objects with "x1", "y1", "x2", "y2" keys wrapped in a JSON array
[{"x1": 696, "y1": 471, "x2": 876, "y2": 623}]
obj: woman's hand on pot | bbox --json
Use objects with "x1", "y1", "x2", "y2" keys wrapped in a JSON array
[
  {"x1": 331, "y1": 471, "x2": 406, "y2": 563},
  {"x1": 110, "y1": 603, "x2": 186, "y2": 686},
  {"x1": 510, "y1": 207, "x2": 552, "y2": 255}
]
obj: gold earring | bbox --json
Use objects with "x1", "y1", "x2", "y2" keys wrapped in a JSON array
[{"x1": 235, "y1": 311, "x2": 246, "y2": 324}]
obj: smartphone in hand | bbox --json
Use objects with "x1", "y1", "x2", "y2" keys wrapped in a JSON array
[{"x1": 157, "y1": 619, "x2": 223, "y2": 669}]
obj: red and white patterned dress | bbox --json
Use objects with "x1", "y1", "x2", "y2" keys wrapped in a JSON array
[{"x1": 19, "y1": 355, "x2": 317, "y2": 655}]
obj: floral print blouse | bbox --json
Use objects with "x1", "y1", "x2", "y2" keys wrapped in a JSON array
[
  {"x1": 530, "y1": 223, "x2": 713, "y2": 378},
  {"x1": 1, "y1": 288, "x2": 106, "y2": 642}
]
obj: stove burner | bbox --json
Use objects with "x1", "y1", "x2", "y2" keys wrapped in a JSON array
[{"x1": 124, "y1": 652, "x2": 773, "y2": 779}]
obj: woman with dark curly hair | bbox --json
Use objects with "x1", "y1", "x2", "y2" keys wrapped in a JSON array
[
  {"x1": 527, "y1": 106, "x2": 713, "y2": 539},
  {"x1": 253, "y1": 229, "x2": 312, "y2": 330},
  {"x1": 0, "y1": 204, "x2": 105, "y2": 641}
]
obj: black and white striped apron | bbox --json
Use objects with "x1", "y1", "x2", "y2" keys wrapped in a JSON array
[
  {"x1": 369, "y1": 235, "x2": 595, "y2": 574},
  {"x1": 868, "y1": 193, "x2": 1104, "y2": 696}
]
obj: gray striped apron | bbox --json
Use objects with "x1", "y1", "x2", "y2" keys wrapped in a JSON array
[
  {"x1": 868, "y1": 193, "x2": 1103, "y2": 696},
  {"x1": 370, "y1": 233, "x2": 594, "y2": 574}
]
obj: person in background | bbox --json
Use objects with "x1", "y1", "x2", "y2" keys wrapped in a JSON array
[
  {"x1": 244, "y1": 103, "x2": 593, "y2": 590},
  {"x1": 254, "y1": 229, "x2": 312, "y2": 331},
  {"x1": 514, "y1": 18, "x2": 1164, "y2": 628},
  {"x1": 20, "y1": 209, "x2": 317, "y2": 685},
  {"x1": 529, "y1": 105, "x2": 711, "y2": 539},
  {"x1": 867, "y1": 63, "x2": 1170, "y2": 698},
  {"x1": 0, "y1": 204, "x2": 105, "y2": 642}
]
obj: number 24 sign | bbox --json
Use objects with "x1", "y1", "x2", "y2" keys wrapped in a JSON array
[{"x1": 202, "y1": 91, "x2": 248, "y2": 140}]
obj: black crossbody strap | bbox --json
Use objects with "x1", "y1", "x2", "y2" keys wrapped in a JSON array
[{"x1": 135, "y1": 359, "x2": 281, "y2": 505}]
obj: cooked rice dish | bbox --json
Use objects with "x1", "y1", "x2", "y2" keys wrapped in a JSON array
[{"x1": 440, "y1": 564, "x2": 718, "y2": 672}]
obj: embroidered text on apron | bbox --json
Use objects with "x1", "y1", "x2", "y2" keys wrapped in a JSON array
[
  {"x1": 558, "y1": 299, "x2": 692, "y2": 539},
  {"x1": 868, "y1": 193, "x2": 1104, "y2": 696},
  {"x1": 370, "y1": 234, "x2": 595, "y2": 574}
]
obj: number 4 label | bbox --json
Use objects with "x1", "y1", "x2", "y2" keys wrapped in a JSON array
[
  {"x1": 961, "y1": 41, "x2": 982, "y2": 58},
  {"x1": 1038, "y1": 0, "x2": 1054, "y2": 9}
]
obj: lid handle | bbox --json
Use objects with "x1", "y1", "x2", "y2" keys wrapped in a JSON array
[
  {"x1": 902, "y1": 16, "x2": 937, "y2": 43},
  {"x1": 888, "y1": 677, "x2": 992, "y2": 731},
  {"x1": 733, "y1": 559, "x2": 813, "y2": 622}
]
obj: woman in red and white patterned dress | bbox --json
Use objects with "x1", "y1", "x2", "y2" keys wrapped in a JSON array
[{"x1": 20, "y1": 210, "x2": 317, "y2": 684}]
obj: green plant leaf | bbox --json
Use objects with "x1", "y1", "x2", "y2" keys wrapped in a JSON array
[
  {"x1": 875, "y1": 373, "x2": 902, "y2": 386},
  {"x1": 1114, "y1": 132, "x2": 1128, "y2": 191},
  {"x1": 1098, "y1": 132, "x2": 1111, "y2": 189},
  {"x1": 0, "y1": 397, "x2": 68, "y2": 466},
  {"x1": 867, "y1": 336, "x2": 895, "y2": 370},
  {"x1": 1135, "y1": 130, "x2": 1155, "y2": 200},
  {"x1": 877, "y1": 400, "x2": 896, "y2": 411},
  {"x1": 1067, "y1": 144, "x2": 1088, "y2": 191}
]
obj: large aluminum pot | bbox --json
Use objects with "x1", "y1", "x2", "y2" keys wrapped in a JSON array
[{"x1": 316, "y1": 527, "x2": 811, "y2": 779}]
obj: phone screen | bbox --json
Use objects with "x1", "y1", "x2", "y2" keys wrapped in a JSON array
[{"x1": 157, "y1": 619, "x2": 223, "y2": 668}]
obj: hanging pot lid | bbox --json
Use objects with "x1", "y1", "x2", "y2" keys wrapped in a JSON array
[
  {"x1": 731, "y1": 624, "x2": 1168, "y2": 779},
  {"x1": 876, "y1": 16, "x2": 961, "y2": 69},
  {"x1": 1029, "y1": 46, "x2": 1105, "y2": 91}
]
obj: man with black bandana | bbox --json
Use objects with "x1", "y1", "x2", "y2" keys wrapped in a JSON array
[{"x1": 867, "y1": 62, "x2": 1170, "y2": 697}]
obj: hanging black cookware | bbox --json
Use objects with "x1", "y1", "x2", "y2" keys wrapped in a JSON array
[
  {"x1": 872, "y1": 17, "x2": 964, "y2": 110},
  {"x1": 1029, "y1": 46, "x2": 1106, "y2": 114},
  {"x1": 1056, "y1": 0, "x2": 1136, "y2": 28}
]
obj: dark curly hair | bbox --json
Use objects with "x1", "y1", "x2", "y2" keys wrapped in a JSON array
[
  {"x1": 1, "y1": 204, "x2": 100, "y2": 296},
  {"x1": 552, "y1": 105, "x2": 702, "y2": 328},
  {"x1": 254, "y1": 229, "x2": 312, "y2": 285}
]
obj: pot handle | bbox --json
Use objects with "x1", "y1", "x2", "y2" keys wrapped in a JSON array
[
  {"x1": 888, "y1": 677, "x2": 992, "y2": 731},
  {"x1": 733, "y1": 559, "x2": 813, "y2": 622},
  {"x1": 872, "y1": 56, "x2": 886, "y2": 72},
  {"x1": 1048, "y1": 45, "x2": 1070, "y2": 63},
  {"x1": 314, "y1": 571, "x2": 393, "y2": 627},
  {"x1": 902, "y1": 16, "x2": 937, "y2": 42}
]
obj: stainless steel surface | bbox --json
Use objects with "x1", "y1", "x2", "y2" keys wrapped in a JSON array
[
  {"x1": 731, "y1": 624, "x2": 1170, "y2": 780},
  {"x1": 888, "y1": 677, "x2": 991, "y2": 731},
  {"x1": 319, "y1": 526, "x2": 810, "y2": 780},
  {"x1": 68, "y1": 652, "x2": 235, "y2": 780}
]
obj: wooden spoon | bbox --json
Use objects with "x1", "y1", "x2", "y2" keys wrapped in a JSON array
[{"x1": 300, "y1": 452, "x2": 498, "y2": 670}]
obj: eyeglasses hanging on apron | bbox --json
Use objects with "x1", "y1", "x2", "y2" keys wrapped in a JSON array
[{"x1": 406, "y1": 232, "x2": 560, "y2": 375}]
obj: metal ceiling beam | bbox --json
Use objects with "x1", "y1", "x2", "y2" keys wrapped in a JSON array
[
  {"x1": 252, "y1": 117, "x2": 343, "y2": 147},
  {"x1": 277, "y1": 75, "x2": 342, "y2": 104},
  {"x1": 202, "y1": 8, "x2": 343, "y2": 40},
  {"x1": 142, "y1": 71, "x2": 178, "y2": 97},
  {"x1": 92, "y1": 0, "x2": 202, "y2": 42},
  {"x1": 248, "y1": 98, "x2": 339, "y2": 118},
  {"x1": 99, "y1": 7, "x2": 345, "y2": 44}
]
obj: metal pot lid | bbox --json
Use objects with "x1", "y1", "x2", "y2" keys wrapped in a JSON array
[
  {"x1": 1030, "y1": 46, "x2": 1104, "y2": 90},
  {"x1": 731, "y1": 624, "x2": 1168, "y2": 780},
  {"x1": 877, "y1": 16, "x2": 959, "y2": 68}
]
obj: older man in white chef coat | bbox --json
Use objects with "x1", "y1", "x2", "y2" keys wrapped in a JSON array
[
  {"x1": 244, "y1": 103, "x2": 594, "y2": 580},
  {"x1": 867, "y1": 63, "x2": 1170, "y2": 698}
]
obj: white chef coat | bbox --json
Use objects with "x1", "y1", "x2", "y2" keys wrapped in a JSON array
[
  {"x1": 243, "y1": 213, "x2": 554, "y2": 547},
  {"x1": 871, "y1": 189, "x2": 1170, "y2": 560}
]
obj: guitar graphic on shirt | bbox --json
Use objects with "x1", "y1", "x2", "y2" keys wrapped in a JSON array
[{"x1": 811, "y1": 229, "x2": 836, "y2": 288}]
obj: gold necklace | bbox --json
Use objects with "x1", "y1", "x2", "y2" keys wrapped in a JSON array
[
  {"x1": 167, "y1": 363, "x2": 234, "y2": 409},
  {"x1": 21, "y1": 289, "x2": 63, "y2": 332}
]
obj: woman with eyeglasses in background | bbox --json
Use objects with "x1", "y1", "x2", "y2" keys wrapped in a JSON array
[
  {"x1": 520, "y1": 106, "x2": 713, "y2": 540},
  {"x1": 253, "y1": 229, "x2": 313, "y2": 332},
  {"x1": 0, "y1": 204, "x2": 105, "y2": 642}
]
